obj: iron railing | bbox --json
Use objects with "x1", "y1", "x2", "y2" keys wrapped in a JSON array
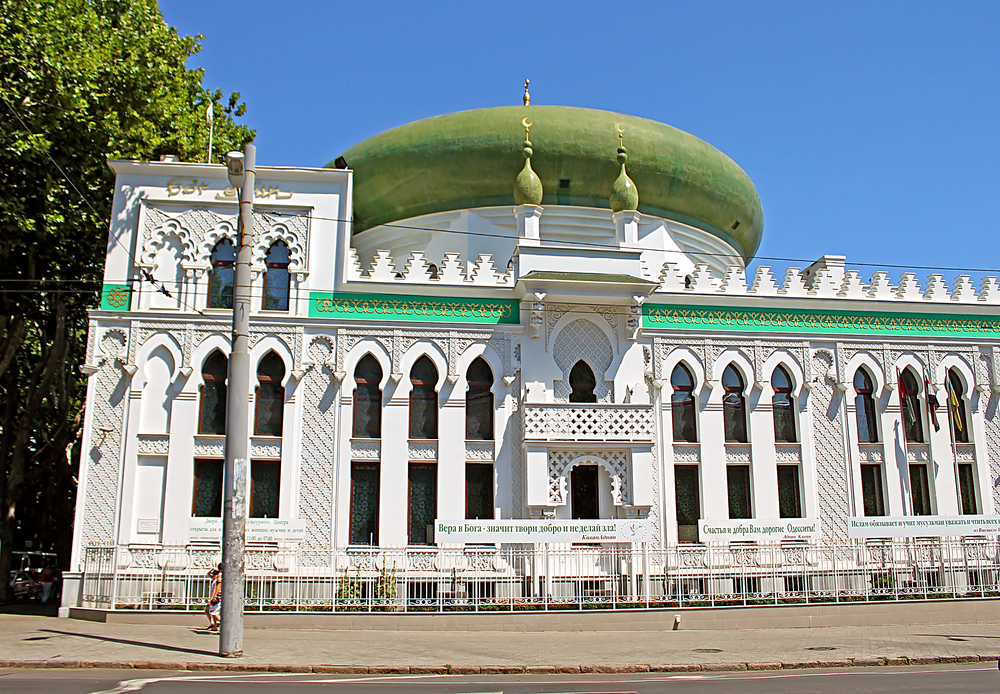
[{"x1": 80, "y1": 538, "x2": 1000, "y2": 612}]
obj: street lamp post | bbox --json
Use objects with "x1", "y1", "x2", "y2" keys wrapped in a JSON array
[{"x1": 219, "y1": 144, "x2": 254, "y2": 657}]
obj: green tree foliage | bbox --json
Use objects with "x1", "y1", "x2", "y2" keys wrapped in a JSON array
[{"x1": 0, "y1": 0, "x2": 254, "y2": 598}]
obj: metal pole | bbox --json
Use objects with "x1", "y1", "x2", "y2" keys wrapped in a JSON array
[{"x1": 219, "y1": 144, "x2": 255, "y2": 657}]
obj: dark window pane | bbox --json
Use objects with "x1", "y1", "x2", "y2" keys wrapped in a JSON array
[
  {"x1": 777, "y1": 465, "x2": 802, "y2": 518},
  {"x1": 353, "y1": 355, "x2": 383, "y2": 438},
  {"x1": 722, "y1": 365, "x2": 747, "y2": 443},
  {"x1": 958, "y1": 463, "x2": 978, "y2": 515},
  {"x1": 910, "y1": 464, "x2": 932, "y2": 515},
  {"x1": 199, "y1": 351, "x2": 228, "y2": 435},
  {"x1": 860, "y1": 464, "x2": 886, "y2": 516},
  {"x1": 948, "y1": 370, "x2": 969, "y2": 443},
  {"x1": 408, "y1": 463, "x2": 437, "y2": 544},
  {"x1": 854, "y1": 368, "x2": 879, "y2": 443},
  {"x1": 672, "y1": 395, "x2": 697, "y2": 442},
  {"x1": 727, "y1": 465, "x2": 751, "y2": 519},
  {"x1": 674, "y1": 465, "x2": 700, "y2": 542},
  {"x1": 250, "y1": 461, "x2": 280, "y2": 518},
  {"x1": 569, "y1": 360, "x2": 597, "y2": 403},
  {"x1": 263, "y1": 241, "x2": 291, "y2": 311},
  {"x1": 350, "y1": 462, "x2": 379, "y2": 544},
  {"x1": 208, "y1": 239, "x2": 235, "y2": 309},
  {"x1": 409, "y1": 356, "x2": 438, "y2": 439},
  {"x1": 254, "y1": 353, "x2": 285, "y2": 437},
  {"x1": 571, "y1": 465, "x2": 600, "y2": 519},
  {"x1": 900, "y1": 369, "x2": 924, "y2": 443},
  {"x1": 773, "y1": 394, "x2": 796, "y2": 442},
  {"x1": 466, "y1": 358, "x2": 494, "y2": 440},
  {"x1": 192, "y1": 459, "x2": 223, "y2": 517},
  {"x1": 466, "y1": 463, "x2": 494, "y2": 520}
]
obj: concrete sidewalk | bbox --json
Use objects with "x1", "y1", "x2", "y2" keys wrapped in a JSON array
[{"x1": 1, "y1": 614, "x2": 999, "y2": 673}]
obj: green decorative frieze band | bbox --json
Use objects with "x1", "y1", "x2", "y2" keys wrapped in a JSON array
[
  {"x1": 100, "y1": 284, "x2": 132, "y2": 311},
  {"x1": 644, "y1": 304, "x2": 1000, "y2": 338},
  {"x1": 310, "y1": 292, "x2": 519, "y2": 324}
]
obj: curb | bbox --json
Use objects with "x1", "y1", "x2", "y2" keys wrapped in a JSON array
[{"x1": 0, "y1": 655, "x2": 997, "y2": 673}]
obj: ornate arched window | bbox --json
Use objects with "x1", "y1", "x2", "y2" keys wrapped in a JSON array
[
  {"x1": 353, "y1": 354, "x2": 382, "y2": 439},
  {"x1": 854, "y1": 368, "x2": 878, "y2": 443},
  {"x1": 670, "y1": 363, "x2": 697, "y2": 443},
  {"x1": 899, "y1": 368, "x2": 924, "y2": 443},
  {"x1": 722, "y1": 364, "x2": 747, "y2": 443},
  {"x1": 263, "y1": 240, "x2": 291, "y2": 311},
  {"x1": 409, "y1": 356, "x2": 438, "y2": 439},
  {"x1": 569, "y1": 360, "x2": 597, "y2": 403},
  {"x1": 466, "y1": 357, "x2": 494, "y2": 440},
  {"x1": 198, "y1": 350, "x2": 228, "y2": 434},
  {"x1": 947, "y1": 368, "x2": 969, "y2": 444},
  {"x1": 207, "y1": 238, "x2": 236, "y2": 309},
  {"x1": 771, "y1": 365, "x2": 796, "y2": 443},
  {"x1": 254, "y1": 352, "x2": 285, "y2": 437}
]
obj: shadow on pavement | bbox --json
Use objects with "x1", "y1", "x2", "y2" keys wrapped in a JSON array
[
  {"x1": 0, "y1": 601, "x2": 60, "y2": 617},
  {"x1": 916, "y1": 633, "x2": 1000, "y2": 640},
  {"x1": 39, "y1": 629, "x2": 220, "y2": 658}
]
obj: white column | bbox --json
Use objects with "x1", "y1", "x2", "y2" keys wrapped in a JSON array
[
  {"x1": 612, "y1": 210, "x2": 640, "y2": 247},
  {"x1": 161, "y1": 388, "x2": 198, "y2": 544},
  {"x1": 749, "y1": 386, "x2": 778, "y2": 517},
  {"x1": 380, "y1": 378, "x2": 409, "y2": 545},
  {"x1": 701, "y1": 387, "x2": 729, "y2": 520},
  {"x1": 437, "y1": 398, "x2": 466, "y2": 521},
  {"x1": 514, "y1": 204, "x2": 542, "y2": 246}
]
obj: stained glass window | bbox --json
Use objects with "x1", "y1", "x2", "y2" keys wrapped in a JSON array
[
  {"x1": 466, "y1": 358, "x2": 494, "y2": 440},
  {"x1": 909, "y1": 463, "x2": 932, "y2": 515},
  {"x1": 674, "y1": 465, "x2": 700, "y2": 543},
  {"x1": 466, "y1": 463, "x2": 494, "y2": 520},
  {"x1": 207, "y1": 238, "x2": 236, "y2": 309},
  {"x1": 727, "y1": 465, "x2": 752, "y2": 519},
  {"x1": 350, "y1": 462, "x2": 379, "y2": 544},
  {"x1": 854, "y1": 369, "x2": 879, "y2": 443},
  {"x1": 198, "y1": 350, "x2": 227, "y2": 435},
  {"x1": 353, "y1": 354, "x2": 382, "y2": 438},
  {"x1": 860, "y1": 464, "x2": 885, "y2": 516},
  {"x1": 409, "y1": 356, "x2": 438, "y2": 439},
  {"x1": 254, "y1": 352, "x2": 285, "y2": 437},
  {"x1": 772, "y1": 366, "x2": 796, "y2": 443},
  {"x1": 263, "y1": 240, "x2": 291, "y2": 311},
  {"x1": 408, "y1": 463, "x2": 437, "y2": 544},
  {"x1": 250, "y1": 460, "x2": 280, "y2": 518},
  {"x1": 671, "y1": 364, "x2": 697, "y2": 443},
  {"x1": 569, "y1": 360, "x2": 597, "y2": 403},
  {"x1": 722, "y1": 365, "x2": 747, "y2": 443},
  {"x1": 777, "y1": 465, "x2": 802, "y2": 518},
  {"x1": 958, "y1": 463, "x2": 978, "y2": 515},
  {"x1": 192, "y1": 459, "x2": 223, "y2": 517}
]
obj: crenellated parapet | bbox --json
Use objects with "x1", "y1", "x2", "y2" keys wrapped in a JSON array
[
  {"x1": 345, "y1": 248, "x2": 515, "y2": 287},
  {"x1": 650, "y1": 261, "x2": 1000, "y2": 305}
]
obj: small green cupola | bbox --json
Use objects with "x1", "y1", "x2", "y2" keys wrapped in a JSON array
[
  {"x1": 513, "y1": 115, "x2": 543, "y2": 206},
  {"x1": 609, "y1": 123, "x2": 639, "y2": 212}
]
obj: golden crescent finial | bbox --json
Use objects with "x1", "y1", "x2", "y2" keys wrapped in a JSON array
[
  {"x1": 522, "y1": 117, "x2": 532, "y2": 140},
  {"x1": 615, "y1": 122, "x2": 624, "y2": 145}
]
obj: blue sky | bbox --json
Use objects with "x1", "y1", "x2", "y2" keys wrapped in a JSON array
[{"x1": 160, "y1": 1, "x2": 999, "y2": 284}]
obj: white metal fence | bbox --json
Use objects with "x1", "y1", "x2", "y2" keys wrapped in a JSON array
[{"x1": 80, "y1": 538, "x2": 1000, "y2": 612}]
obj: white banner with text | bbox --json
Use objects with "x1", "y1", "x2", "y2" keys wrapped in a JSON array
[
  {"x1": 847, "y1": 515, "x2": 1000, "y2": 538},
  {"x1": 188, "y1": 518, "x2": 306, "y2": 543},
  {"x1": 434, "y1": 519, "x2": 651, "y2": 544},
  {"x1": 698, "y1": 518, "x2": 822, "y2": 542}
]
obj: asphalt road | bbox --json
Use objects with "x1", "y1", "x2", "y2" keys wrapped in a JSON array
[{"x1": 3, "y1": 665, "x2": 998, "y2": 694}]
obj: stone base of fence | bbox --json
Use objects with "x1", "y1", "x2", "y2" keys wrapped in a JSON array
[{"x1": 66, "y1": 596, "x2": 1000, "y2": 631}]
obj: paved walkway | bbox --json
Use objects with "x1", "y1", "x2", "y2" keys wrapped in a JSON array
[{"x1": 1, "y1": 614, "x2": 999, "y2": 672}]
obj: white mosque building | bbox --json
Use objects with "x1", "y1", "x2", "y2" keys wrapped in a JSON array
[{"x1": 63, "y1": 99, "x2": 1000, "y2": 613}]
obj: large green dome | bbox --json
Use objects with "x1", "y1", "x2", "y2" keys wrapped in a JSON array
[{"x1": 331, "y1": 105, "x2": 764, "y2": 261}]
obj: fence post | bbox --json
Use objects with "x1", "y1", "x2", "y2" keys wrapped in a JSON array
[{"x1": 642, "y1": 542, "x2": 650, "y2": 607}]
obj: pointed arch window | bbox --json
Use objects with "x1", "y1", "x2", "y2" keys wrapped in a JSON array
[
  {"x1": 409, "y1": 356, "x2": 438, "y2": 439},
  {"x1": 947, "y1": 368, "x2": 969, "y2": 444},
  {"x1": 771, "y1": 365, "x2": 796, "y2": 443},
  {"x1": 899, "y1": 368, "x2": 924, "y2": 443},
  {"x1": 854, "y1": 368, "x2": 879, "y2": 443},
  {"x1": 207, "y1": 238, "x2": 236, "y2": 309},
  {"x1": 722, "y1": 365, "x2": 747, "y2": 443},
  {"x1": 198, "y1": 350, "x2": 228, "y2": 434},
  {"x1": 466, "y1": 357, "x2": 494, "y2": 440},
  {"x1": 353, "y1": 355, "x2": 382, "y2": 439},
  {"x1": 254, "y1": 352, "x2": 285, "y2": 437},
  {"x1": 262, "y1": 240, "x2": 291, "y2": 311},
  {"x1": 670, "y1": 363, "x2": 697, "y2": 443},
  {"x1": 569, "y1": 360, "x2": 597, "y2": 403}
]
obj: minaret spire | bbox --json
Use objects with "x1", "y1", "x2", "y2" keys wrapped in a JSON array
[
  {"x1": 513, "y1": 116, "x2": 543, "y2": 205},
  {"x1": 610, "y1": 122, "x2": 639, "y2": 212}
]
